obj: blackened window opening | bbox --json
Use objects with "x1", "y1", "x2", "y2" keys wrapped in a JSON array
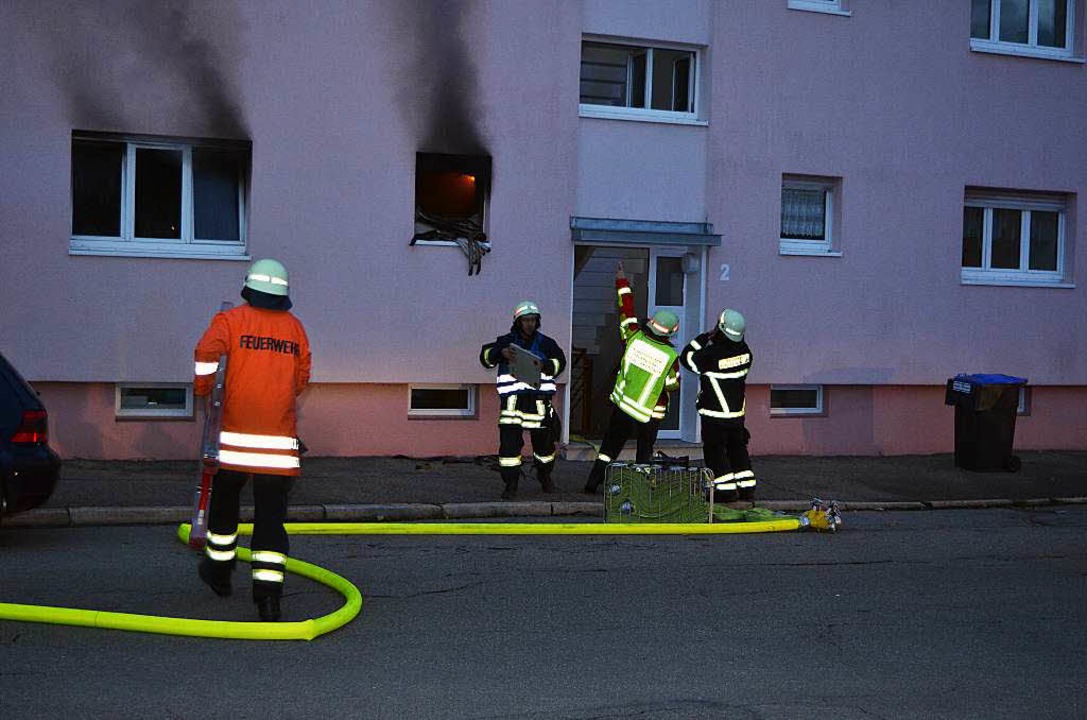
[
  {"x1": 414, "y1": 153, "x2": 490, "y2": 241},
  {"x1": 413, "y1": 152, "x2": 492, "y2": 275}
]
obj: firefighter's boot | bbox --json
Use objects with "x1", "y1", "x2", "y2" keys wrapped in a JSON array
[
  {"x1": 198, "y1": 557, "x2": 234, "y2": 597},
  {"x1": 582, "y1": 460, "x2": 606, "y2": 494},
  {"x1": 538, "y1": 463, "x2": 555, "y2": 493},
  {"x1": 500, "y1": 468, "x2": 519, "y2": 499},
  {"x1": 256, "y1": 596, "x2": 281, "y2": 622},
  {"x1": 713, "y1": 488, "x2": 739, "y2": 504}
]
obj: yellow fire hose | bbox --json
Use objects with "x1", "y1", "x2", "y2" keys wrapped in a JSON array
[
  {"x1": 0, "y1": 517, "x2": 803, "y2": 640},
  {"x1": 277, "y1": 519, "x2": 801, "y2": 535}
]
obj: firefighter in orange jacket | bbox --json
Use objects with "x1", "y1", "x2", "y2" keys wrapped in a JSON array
[{"x1": 193, "y1": 258, "x2": 311, "y2": 622}]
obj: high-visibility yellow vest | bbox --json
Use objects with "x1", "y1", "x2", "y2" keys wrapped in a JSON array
[{"x1": 609, "y1": 333, "x2": 678, "y2": 423}]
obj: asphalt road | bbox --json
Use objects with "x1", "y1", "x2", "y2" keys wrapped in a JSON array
[{"x1": 2, "y1": 508, "x2": 1086, "y2": 719}]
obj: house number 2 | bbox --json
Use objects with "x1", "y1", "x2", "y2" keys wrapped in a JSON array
[{"x1": 719, "y1": 263, "x2": 731, "y2": 282}]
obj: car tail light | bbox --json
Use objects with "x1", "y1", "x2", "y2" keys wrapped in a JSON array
[{"x1": 12, "y1": 409, "x2": 48, "y2": 444}]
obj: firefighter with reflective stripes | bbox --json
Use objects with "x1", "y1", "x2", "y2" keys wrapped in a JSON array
[
  {"x1": 193, "y1": 258, "x2": 311, "y2": 621},
  {"x1": 583, "y1": 262, "x2": 681, "y2": 494},
  {"x1": 679, "y1": 308, "x2": 756, "y2": 502},
  {"x1": 479, "y1": 300, "x2": 566, "y2": 499}
]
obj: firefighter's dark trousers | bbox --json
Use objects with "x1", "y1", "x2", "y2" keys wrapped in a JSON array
[
  {"x1": 498, "y1": 394, "x2": 556, "y2": 494},
  {"x1": 584, "y1": 405, "x2": 661, "y2": 492},
  {"x1": 204, "y1": 470, "x2": 292, "y2": 601},
  {"x1": 701, "y1": 419, "x2": 756, "y2": 501}
]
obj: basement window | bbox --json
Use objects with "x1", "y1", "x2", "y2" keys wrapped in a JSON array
[
  {"x1": 116, "y1": 384, "x2": 193, "y2": 419},
  {"x1": 770, "y1": 385, "x2": 825, "y2": 416},
  {"x1": 412, "y1": 152, "x2": 492, "y2": 274},
  {"x1": 408, "y1": 385, "x2": 477, "y2": 418},
  {"x1": 71, "y1": 131, "x2": 250, "y2": 260}
]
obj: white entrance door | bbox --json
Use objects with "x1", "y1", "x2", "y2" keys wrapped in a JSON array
[{"x1": 647, "y1": 248, "x2": 688, "y2": 440}]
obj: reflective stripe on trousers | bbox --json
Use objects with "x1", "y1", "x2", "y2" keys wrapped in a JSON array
[
  {"x1": 205, "y1": 529, "x2": 238, "y2": 562},
  {"x1": 713, "y1": 473, "x2": 737, "y2": 491},
  {"x1": 251, "y1": 550, "x2": 287, "y2": 585}
]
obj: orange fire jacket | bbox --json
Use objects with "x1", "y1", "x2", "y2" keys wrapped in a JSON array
[{"x1": 193, "y1": 304, "x2": 311, "y2": 476}]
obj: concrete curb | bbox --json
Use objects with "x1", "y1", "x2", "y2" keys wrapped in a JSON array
[
  {"x1": 3, "y1": 497, "x2": 1084, "y2": 529},
  {"x1": 324, "y1": 504, "x2": 443, "y2": 522},
  {"x1": 1052, "y1": 496, "x2": 1087, "y2": 505},
  {"x1": 69, "y1": 506, "x2": 189, "y2": 526}
]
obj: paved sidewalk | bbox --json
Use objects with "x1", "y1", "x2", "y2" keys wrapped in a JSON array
[{"x1": 4, "y1": 450, "x2": 1085, "y2": 528}]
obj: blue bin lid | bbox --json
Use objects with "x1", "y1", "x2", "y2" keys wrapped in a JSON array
[{"x1": 954, "y1": 373, "x2": 1028, "y2": 385}]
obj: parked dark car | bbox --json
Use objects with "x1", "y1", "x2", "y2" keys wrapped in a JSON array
[{"x1": 1, "y1": 352, "x2": 61, "y2": 518}]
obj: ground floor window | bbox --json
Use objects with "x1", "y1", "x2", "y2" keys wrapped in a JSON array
[
  {"x1": 788, "y1": 0, "x2": 851, "y2": 17},
  {"x1": 961, "y1": 189, "x2": 1071, "y2": 287},
  {"x1": 780, "y1": 175, "x2": 842, "y2": 257},
  {"x1": 971, "y1": 0, "x2": 1077, "y2": 61},
  {"x1": 71, "y1": 131, "x2": 250, "y2": 259}
]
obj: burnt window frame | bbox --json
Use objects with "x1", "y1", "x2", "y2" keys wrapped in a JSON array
[
  {"x1": 70, "y1": 131, "x2": 250, "y2": 260},
  {"x1": 412, "y1": 152, "x2": 491, "y2": 248}
]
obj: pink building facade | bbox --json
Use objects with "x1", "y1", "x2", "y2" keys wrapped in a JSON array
[{"x1": 2, "y1": 0, "x2": 1084, "y2": 460}]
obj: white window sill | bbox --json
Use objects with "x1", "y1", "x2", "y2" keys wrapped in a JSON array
[
  {"x1": 116, "y1": 409, "x2": 194, "y2": 420},
  {"x1": 411, "y1": 239, "x2": 462, "y2": 248},
  {"x1": 960, "y1": 271, "x2": 1074, "y2": 289},
  {"x1": 579, "y1": 105, "x2": 708, "y2": 127},
  {"x1": 970, "y1": 39, "x2": 1084, "y2": 63},
  {"x1": 70, "y1": 238, "x2": 248, "y2": 260},
  {"x1": 787, "y1": 2, "x2": 851, "y2": 17},
  {"x1": 779, "y1": 243, "x2": 841, "y2": 258}
]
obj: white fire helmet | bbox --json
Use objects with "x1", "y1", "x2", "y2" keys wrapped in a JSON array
[
  {"x1": 245, "y1": 258, "x2": 290, "y2": 297},
  {"x1": 718, "y1": 308, "x2": 746, "y2": 342},
  {"x1": 513, "y1": 300, "x2": 541, "y2": 320}
]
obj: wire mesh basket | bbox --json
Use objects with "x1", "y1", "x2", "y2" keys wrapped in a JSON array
[{"x1": 603, "y1": 462, "x2": 713, "y2": 523}]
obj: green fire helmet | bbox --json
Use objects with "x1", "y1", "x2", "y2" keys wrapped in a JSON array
[
  {"x1": 513, "y1": 300, "x2": 541, "y2": 320},
  {"x1": 646, "y1": 309, "x2": 679, "y2": 337},
  {"x1": 245, "y1": 258, "x2": 290, "y2": 297},
  {"x1": 718, "y1": 308, "x2": 746, "y2": 342}
]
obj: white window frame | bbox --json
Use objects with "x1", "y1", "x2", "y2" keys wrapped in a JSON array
[
  {"x1": 70, "y1": 133, "x2": 249, "y2": 260},
  {"x1": 1017, "y1": 386, "x2": 1031, "y2": 416},
  {"x1": 788, "y1": 0, "x2": 851, "y2": 17},
  {"x1": 115, "y1": 383, "x2": 193, "y2": 419},
  {"x1": 770, "y1": 385, "x2": 825, "y2": 416},
  {"x1": 970, "y1": 0, "x2": 1083, "y2": 62},
  {"x1": 407, "y1": 384, "x2": 477, "y2": 418},
  {"x1": 961, "y1": 190, "x2": 1072, "y2": 288},
  {"x1": 779, "y1": 175, "x2": 842, "y2": 257},
  {"x1": 579, "y1": 37, "x2": 706, "y2": 126}
]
